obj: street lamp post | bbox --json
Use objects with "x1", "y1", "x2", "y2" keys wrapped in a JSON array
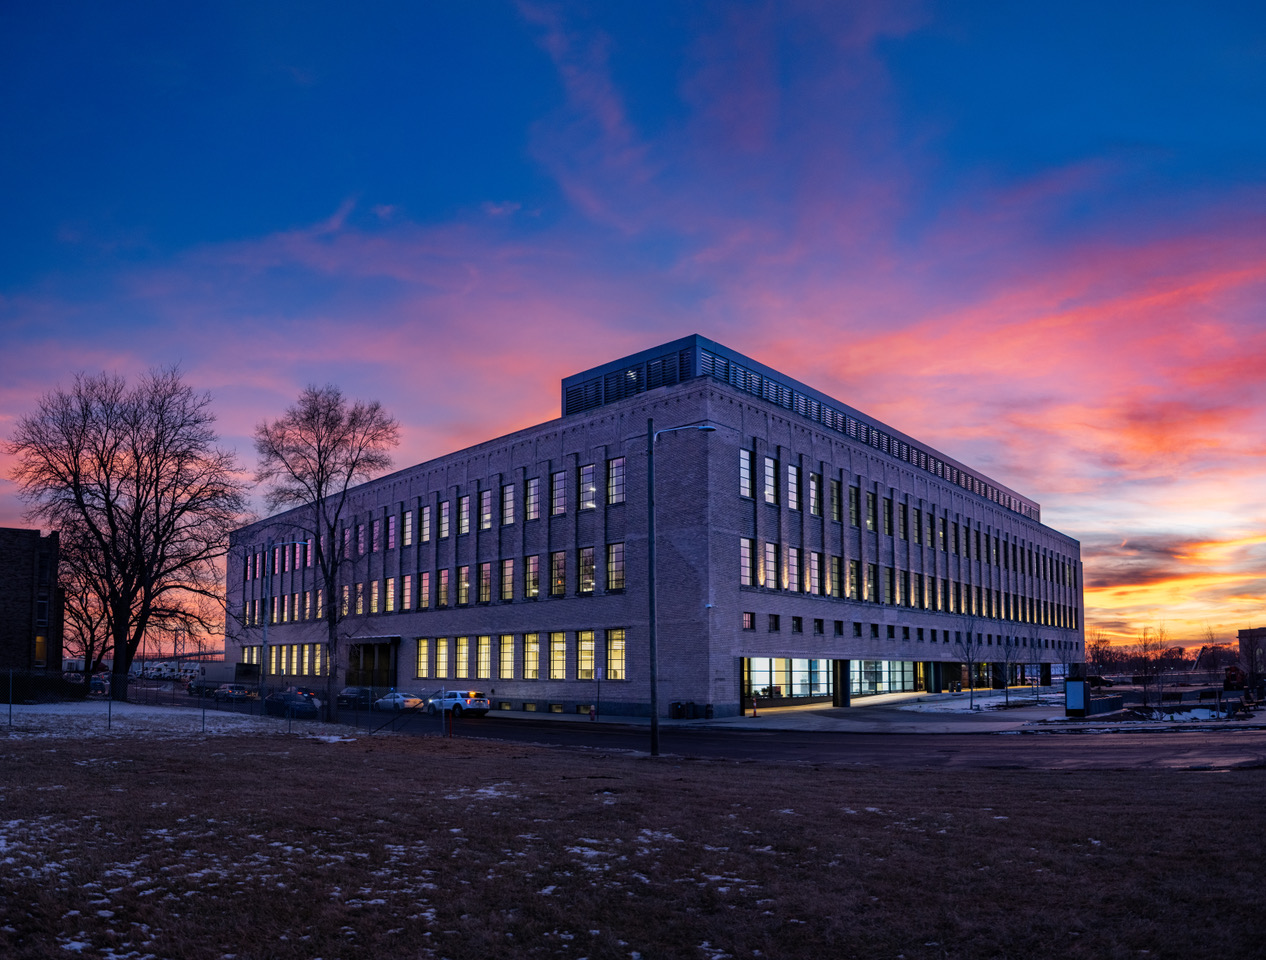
[{"x1": 647, "y1": 417, "x2": 715, "y2": 757}]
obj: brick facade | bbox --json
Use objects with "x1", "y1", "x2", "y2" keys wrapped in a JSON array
[
  {"x1": 227, "y1": 337, "x2": 1083, "y2": 717},
  {"x1": 0, "y1": 527, "x2": 63, "y2": 672}
]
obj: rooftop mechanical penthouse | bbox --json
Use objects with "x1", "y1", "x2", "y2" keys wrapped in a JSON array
[{"x1": 227, "y1": 335, "x2": 1084, "y2": 718}]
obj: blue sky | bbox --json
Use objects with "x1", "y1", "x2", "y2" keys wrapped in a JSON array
[{"x1": 3, "y1": 1, "x2": 1265, "y2": 641}]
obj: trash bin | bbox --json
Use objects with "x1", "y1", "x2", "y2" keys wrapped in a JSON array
[
  {"x1": 670, "y1": 701, "x2": 685, "y2": 719},
  {"x1": 686, "y1": 701, "x2": 698, "y2": 719},
  {"x1": 704, "y1": 703, "x2": 715, "y2": 719}
]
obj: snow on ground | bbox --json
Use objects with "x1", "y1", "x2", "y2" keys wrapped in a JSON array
[
  {"x1": 896, "y1": 691, "x2": 1061, "y2": 713},
  {"x1": 0, "y1": 700, "x2": 358, "y2": 740}
]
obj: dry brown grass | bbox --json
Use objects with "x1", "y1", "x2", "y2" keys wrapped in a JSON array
[{"x1": 2, "y1": 728, "x2": 1263, "y2": 960}]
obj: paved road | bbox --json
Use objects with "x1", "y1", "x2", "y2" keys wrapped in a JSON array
[{"x1": 413, "y1": 714, "x2": 1266, "y2": 770}]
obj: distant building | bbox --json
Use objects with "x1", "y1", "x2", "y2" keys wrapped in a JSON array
[
  {"x1": 0, "y1": 528, "x2": 63, "y2": 672},
  {"x1": 1239, "y1": 627, "x2": 1266, "y2": 677},
  {"x1": 227, "y1": 335, "x2": 1084, "y2": 717}
]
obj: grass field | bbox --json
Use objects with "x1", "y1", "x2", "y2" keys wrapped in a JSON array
[{"x1": 2, "y1": 720, "x2": 1263, "y2": 960}]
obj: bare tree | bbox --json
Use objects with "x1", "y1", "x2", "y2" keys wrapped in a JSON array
[
  {"x1": 995, "y1": 632, "x2": 1024, "y2": 706},
  {"x1": 58, "y1": 523, "x2": 112, "y2": 673},
  {"x1": 1086, "y1": 629, "x2": 1112, "y2": 676},
  {"x1": 953, "y1": 615, "x2": 984, "y2": 710},
  {"x1": 253, "y1": 385, "x2": 399, "y2": 717},
  {"x1": 1130, "y1": 625, "x2": 1168, "y2": 708},
  {"x1": 7, "y1": 369, "x2": 247, "y2": 698}
]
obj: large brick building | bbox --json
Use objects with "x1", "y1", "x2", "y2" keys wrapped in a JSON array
[
  {"x1": 226, "y1": 336, "x2": 1084, "y2": 717},
  {"x1": 0, "y1": 527, "x2": 63, "y2": 673}
]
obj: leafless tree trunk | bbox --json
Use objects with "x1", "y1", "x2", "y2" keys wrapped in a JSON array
[
  {"x1": 253, "y1": 385, "x2": 399, "y2": 720},
  {"x1": 7, "y1": 369, "x2": 247, "y2": 699},
  {"x1": 954, "y1": 616, "x2": 983, "y2": 710}
]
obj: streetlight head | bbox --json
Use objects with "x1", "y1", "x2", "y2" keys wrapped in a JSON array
[{"x1": 698, "y1": 426, "x2": 716, "y2": 433}]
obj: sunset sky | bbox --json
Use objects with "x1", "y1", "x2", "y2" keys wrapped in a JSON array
[{"x1": 2, "y1": 1, "x2": 1264, "y2": 646}]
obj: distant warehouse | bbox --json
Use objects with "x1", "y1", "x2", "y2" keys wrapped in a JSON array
[{"x1": 226, "y1": 335, "x2": 1084, "y2": 718}]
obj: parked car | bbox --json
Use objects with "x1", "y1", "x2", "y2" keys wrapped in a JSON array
[
  {"x1": 426, "y1": 690, "x2": 490, "y2": 717},
  {"x1": 374, "y1": 691, "x2": 427, "y2": 711},
  {"x1": 187, "y1": 677, "x2": 221, "y2": 697},
  {"x1": 287, "y1": 686, "x2": 323, "y2": 709},
  {"x1": 213, "y1": 683, "x2": 255, "y2": 702},
  {"x1": 1086, "y1": 676, "x2": 1114, "y2": 688},
  {"x1": 89, "y1": 676, "x2": 109, "y2": 696},
  {"x1": 336, "y1": 686, "x2": 374, "y2": 710},
  {"x1": 264, "y1": 691, "x2": 320, "y2": 719}
]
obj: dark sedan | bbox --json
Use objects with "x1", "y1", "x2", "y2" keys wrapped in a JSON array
[
  {"x1": 336, "y1": 686, "x2": 374, "y2": 710},
  {"x1": 264, "y1": 692, "x2": 320, "y2": 720}
]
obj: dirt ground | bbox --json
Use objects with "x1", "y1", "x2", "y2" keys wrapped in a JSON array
[{"x1": 2, "y1": 721, "x2": 1264, "y2": 960}]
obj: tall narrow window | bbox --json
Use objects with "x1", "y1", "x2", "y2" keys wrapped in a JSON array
[
  {"x1": 551, "y1": 471, "x2": 567, "y2": 515},
  {"x1": 526, "y1": 477, "x2": 541, "y2": 520},
  {"x1": 355, "y1": 582, "x2": 364, "y2": 615},
  {"x1": 502, "y1": 484, "x2": 515, "y2": 524},
  {"x1": 438, "y1": 569, "x2": 449, "y2": 607},
  {"x1": 808, "y1": 474, "x2": 821, "y2": 516},
  {"x1": 579, "y1": 547, "x2": 595, "y2": 594},
  {"x1": 370, "y1": 580, "x2": 380, "y2": 614},
  {"x1": 421, "y1": 505, "x2": 431, "y2": 542},
  {"x1": 606, "y1": 628, "x2": 626, "y2": 680},
  {"x1": 550, "y1": 551, "x2": 566, "y2": 596},
  {"x1": 387, "y1": 514, "x2": 397, "y2": 550},
  {"x1": 477, "y1": 636, "x2": 491, "y2": 679},
  {"x1": 898, "y1": 503, "x2": 908, "y2": 540},
  {"x1": 764, "y1": 542, "x2": 779, "y2": 588},
  {"x1": 403, "y1": 510, "x2": 413, "y2": 546},
  {"x1": 385, "y1": 577, "x2": 395, "y2": 613},
  {"x1": 524, "y1": 633, "x2": 540, "y2": 680},
  {"x1": 372, "y1": 518, "x2": 381, "y2": 552},
  {"x1": 849, "y1": 559, "x2": 861, "y2": 600},
  {"x1": 739, "y1": 538, "x2": 754, "y2": 586},
  {"x1": 830, "y1": 556, "x2": 842, "y2": 597},
  {"x1": 439, "y1": 501, "x2": 450, "y2": 538},
  {"x1": 458, "y1": 495, "x2": 470, "y2": 535},
  {"x1": 525, "y1": 555, "x2": 540, "y2": 598},
  {"x1": 498, "y1": 634, "x2": 514, "y2": 679},
  {"x1": 501, "y1": 558, "x2": 515, "y2": 601},
  {"x1": 478, "y1": 562, "x2": 492, "y2": 603},
  {"x1": 607, "y1": 457, "x2": 626, "y2": 504},
  {"x1": 480, "y1": 489, "x2": 492, "y2": 529},
  {"x1": 739, "y1": 450, "x2": 754, "y2": 498},
  {"x1": 579, "y1": 464, "x2": 597, "y2": 510},
  {"x1": 401, "y1": 574, "x2": 412, "y2": 611},
  {"x1": 787, "y1": 547, "x2": 801, "y2": 592},
  {"x1": 867, "y1": 563, "x2": 879, "y2": 602},
  {"x1": 787, "y1": 465, "x2": 800, "y2": 510},
  {"x1": 436, "y1": 638, "x2": 449, "y2": 678},
  {"x1": 578, "y1": 630, "x2": 595, "y2": 680},
  {"x1": 808, "y1": 552, "x2": 822, "y2": 595},
  {"x1": 457, "y1": 565, "x2": 471, "y2": 604},
  {"x1": 419, "y1": 572, "x2": 430, "y2": 609},
  {"x1": 416, "y1": 639, "x2": 429, "y2": 678},
  {"x1": 606, "y1": 542, "x2": 625, "y2": 590},
  {"x1": 550, "y1": 632, "x2": 566, "y2": 680},
  {"x1": 830, "y1": 479, "x2": 842, "y2": 521},
  {"x1": 764, "y1": 457, "x2": 778, "y2": 505},
  {"x1": 883, "y1": 498, "x2": 893, "y2": 536},
  {"x1": 456, "y1": 637, "x2": 469, "y2": 678},
  {"x1": 866, "y1": 492, "x2": 877, "y2": 531}
]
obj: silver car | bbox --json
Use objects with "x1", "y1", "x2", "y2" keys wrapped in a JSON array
[{"x1": 427, "y1": 690, "x2": 490, "y2": 717}]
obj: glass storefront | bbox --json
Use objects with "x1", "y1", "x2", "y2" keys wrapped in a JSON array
[
  {"x1": 850, "y1": 660, "x2": 923, "y2": 697},
  {"x1": 745, "y1": 658, "x2": 833, "y2": 700}
]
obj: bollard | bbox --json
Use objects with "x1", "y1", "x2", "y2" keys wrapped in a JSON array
[{"x1": 751, "y1": 695, "x2": 758, "y2": 718}]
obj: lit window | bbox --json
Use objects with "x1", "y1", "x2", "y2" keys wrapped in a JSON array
[
  {"x1": 580, "y1": 464, "x2": 597, "y2": 510},
  {"x1": 477, "y1": 636, "x2": 491, "y2": 679},
  {"x1": 479, "y1": 562, "x2": 491, "y2": 603},
  {"x1": 355, "y1": 582, "x2": 364, "y2": 615},
  {"x1": 525, "y1": 555, "x2": 540, "y2": 598},
  {"x1": 498, "y1": 634, "x2": 514, "y2": 679},
  {"x1": 607, "y1": 457, "x2": 626, "y2": 504},
  {"x1": 579, "y1": 547, "x2": 595, "y2": 594},
  {"x1": 550, "y1": 632, "x2": 566, "y2": 680},
  {"x1": 458, "y1": 495, "x2": 470, "y2": 535},
  {"x1": 438, "y1": 569, "x2": 449, "y2": 607},
  {"x1": 456, "y1": 637, "x2": 469, "y2": 678},
  {"x1": 372, "y1": 518, "x2": 381, "y2": 552},
  {"x1": 550, "y1": 551, "x2": 566, "y2": 596},
  {"x1": 578, "y1": 630, "x2": 595, "y2": 680},
  {"x1": 419, "y1": 572, "x2": 430, "y2": 609},
  {"x1": 605, "y1": 628, "x2": 626, "y2": 680},
  {"x1": 436, "y1": 638, "x2": 449, "y2": 678},
  {"x1": 764, "y1": 457, "x2": 778, "y2": 504},
  {"x1": 480, "y1": 489, "x2": 492, "y2": 530},
  {"x1": 416, "y1": 638, "x2": 429, "y2": 678},
  {"x1": 524, "y1": 633, "x2": 540, "y2": 679},
  {"x1": 458, "y1": 565, "x2": 471, "y2": 604},
  {"x1": 401, "y1": 574, "x2": 412, "y2": 610},
  {"x1": 370, "y1": 580, "x2": 380, "y2": 614}
]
